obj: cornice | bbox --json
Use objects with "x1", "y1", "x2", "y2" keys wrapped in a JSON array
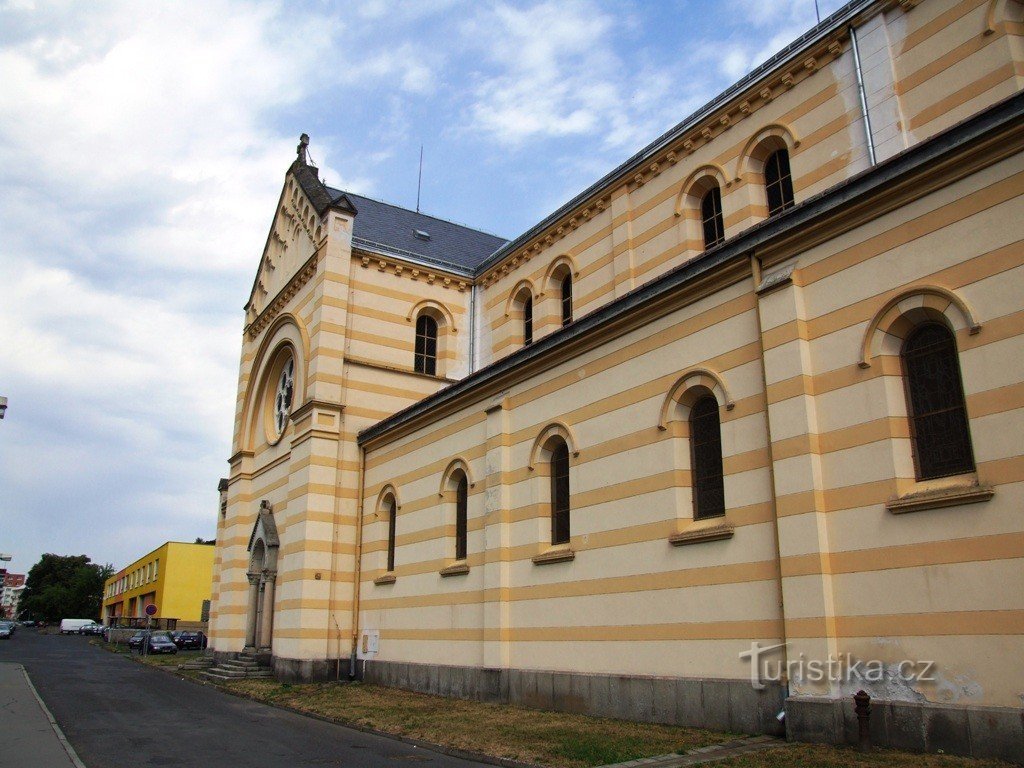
[
  {"x1": 355, "y1": 249, "x2": 470, "y2": 292},
  {"x1": 245, "y1": 250, "x2": 321, "y2": 340}
]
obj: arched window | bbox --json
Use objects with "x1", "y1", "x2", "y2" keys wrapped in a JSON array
[
  {"x1": 523, "y1": 296, "x2": 534, "y2": 346},
  {"x1": 700, "y1": 185, "x2": 725, "y2": 249},
  {"x1": 414, "y1": 314, "x2": 438, "y2": 375},
  {"x1": 560, "y1": 274, "x2": 573, "y2": 326},
  {"x1": 385, "y1": 496, "x2": 397, "y2": 572},
  {"x1": 455, "y1": 474, "x2": 468, "y2": 560},
  {"x1": 764, "y1": 148, "x2": 794, "y2": 216},
  {"x1": 690, "y1": 394, "x2": 725, "y2": 519},
  {"x1": 902, "y1": 323, "x2": 975, "y2": 480},
  {"x1": 550, "y1": 440, "x2": 570, "y2": 544}
]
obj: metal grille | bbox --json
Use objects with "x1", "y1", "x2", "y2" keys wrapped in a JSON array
[
  {"x1": 386, "y1": 497, "x2": 397, "y2": 572},
  {"x1": 455, "y1": 475, "x2": 468, "y2": 560},
  {"x1": 523, "y1": 296, "x2": 534, "y2": 345},
  {"x1": 550, "y1": 442, "x2": 570, "y2": 544},
  {"x1": 561, "y1": 274, "x2": 573, "y2": 326},
  {"x1": 701, "y1": 186, "x2": 725, "y2": 249},
  {"x1": 690, "y1": 395, "x2": 725, "y2": 519},
  {"x1": 414, "y1": 314, "x2": 438, "y2": 375},
  {"x1": 902, "y1": 323, "x2": 975, "y2": 480},
  {"x1": 765, "y1": 149, "x2": 795, "y2": 216}
]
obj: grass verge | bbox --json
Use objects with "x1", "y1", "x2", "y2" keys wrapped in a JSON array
[{"x1": 221, "y1": 678, "x2": 726, "y2": 767}]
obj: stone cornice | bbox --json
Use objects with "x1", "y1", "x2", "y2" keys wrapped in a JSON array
[
  {"x1": 356, "y1": 249, "x2": 470, "y2": 292},
  {"x1": 245, "y1": 250, "x2": 321, "y2": 340}
]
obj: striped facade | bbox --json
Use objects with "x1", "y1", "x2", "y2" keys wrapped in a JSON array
[{"x1": 209, "y1": 0, "x2": 1024, "y2": 759}]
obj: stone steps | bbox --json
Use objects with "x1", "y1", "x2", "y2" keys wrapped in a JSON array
[{"x1": 199, "y1": 653, "x2": 274, "y2": 682}]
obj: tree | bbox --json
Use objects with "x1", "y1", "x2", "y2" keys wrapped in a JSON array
[{"x1": 18, "y1": 554, "x2": 114, "y2": 622}]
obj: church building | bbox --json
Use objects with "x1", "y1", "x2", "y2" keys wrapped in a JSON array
[{"x1": 209, "y1": 0, "x2": 1024, "y2": 760}]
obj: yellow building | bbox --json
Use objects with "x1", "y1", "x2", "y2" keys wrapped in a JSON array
[
  {"x1": 103, "y1": 542, "x2": 215, "y2": 624},
  {"x1": 210, "y1": 0, "x2": 1024, "y2": 761}
]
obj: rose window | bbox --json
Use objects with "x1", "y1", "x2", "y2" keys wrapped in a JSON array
[{"x1": 274, "y1": 357, "x2": 295, "y2": 435}]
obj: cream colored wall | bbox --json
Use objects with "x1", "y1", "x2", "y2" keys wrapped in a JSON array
[{"x1": 359, "y1": 142, "x2": 1024, "y2": 707}]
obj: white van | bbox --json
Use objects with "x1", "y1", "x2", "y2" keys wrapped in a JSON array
[{"x1": 59, "y1": 619, "x2": 95, "y2": 634}]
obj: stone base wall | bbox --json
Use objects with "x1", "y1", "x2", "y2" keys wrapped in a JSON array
[
  {"x1": 785, "y1": 696, "x2": 1023, "y2": 764},
  {"x1": 361, "y1": 659, "x2": 786, "y2": 737},
  {"x1": 272, "y1": 655, "x2": 352, "y2": 683}
]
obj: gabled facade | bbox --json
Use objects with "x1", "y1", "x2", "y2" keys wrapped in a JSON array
[{"x1": 210, "y1": 0, "x2": 1024, "y2": 760}]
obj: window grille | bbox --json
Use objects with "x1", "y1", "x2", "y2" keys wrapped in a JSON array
[
  {"x1": 561, "y1": 274, "x2": 573, "y2": 326},
  {"x1": 690, "y1": 394, "x2": 725, "y2": 519},
  {"x1": 550, "y1": 441, "x2": 570, "y2": 544},
  {"x1": 414, "y1": 314, "x2": 438, "y2": 375},
  {"x1": 764, "y1": 149, "x2": 795, "y2": 216},
  {"x1": 455, "y1": 474, "x2": 468, "y2": 560},
  {"x1": 701, "y1": 186, "x2": 725, "y2": 248}
]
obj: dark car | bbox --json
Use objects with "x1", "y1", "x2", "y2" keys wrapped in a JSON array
[
  {"x1": 77, "y1": 622, "x2": 102, "y2": 635},
  {"x1": 129, "y1": 631, "x2": 177, "y2": 654},
  {"x1": 173, "y1": 631, "x2": 207, "y2": 650}
]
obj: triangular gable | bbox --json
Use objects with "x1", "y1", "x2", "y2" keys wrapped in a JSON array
[{"x1": 248, "y1": 500, "x2": 280, "y2": 552}]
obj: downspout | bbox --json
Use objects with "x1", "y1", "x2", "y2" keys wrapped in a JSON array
[
  {"x1": 468, "y1": 283, "x2": 478, "y2": 374},
  {"x1": 849, "y1": 24, "x2": 877, "y2": 166},
  {"x1": 750, "y1": 254, "x2": 790, "y2": 709},
  {"x1": 349, "y1": 442, "x2": 366, "y2": 679}
]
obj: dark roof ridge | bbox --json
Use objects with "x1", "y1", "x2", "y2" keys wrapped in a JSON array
[{"x1": 327, "y1": 187, "x2": 509, "y2": 242}]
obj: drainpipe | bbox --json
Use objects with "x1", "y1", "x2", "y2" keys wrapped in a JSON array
[
  {"x1": 468, "y1": 283, "x2": 478, "y2": 374},
  {"x1": 849, "y1": 24, "x2": 877, "y2": 167},
  {"x1": 349, "y1": 443, "x2": 366, "y2": 679}
]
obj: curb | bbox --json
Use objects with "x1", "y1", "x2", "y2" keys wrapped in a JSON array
[{"x1": 109, "y1": 646, "x2": 542, "y2": 768}]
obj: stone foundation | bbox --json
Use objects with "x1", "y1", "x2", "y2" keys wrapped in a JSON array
[
  {"x1": 360, "y1": 659, "x2": 787, "y2": 737},
  {"x1": 785, "y1": 695, "x2": 1024, "y2": 764}
]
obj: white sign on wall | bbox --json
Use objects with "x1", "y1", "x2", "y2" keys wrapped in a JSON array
[{"x1": 357, "y1": 629, "x2": 379, "y2": 660}]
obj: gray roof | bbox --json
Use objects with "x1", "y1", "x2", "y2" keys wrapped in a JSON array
[{"x1": 326, "y1": 188, "x2": 508, "y2": 274}]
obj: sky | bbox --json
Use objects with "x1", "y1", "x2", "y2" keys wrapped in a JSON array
[{"x1": 0, "y1": 0, "x2": 850, "y2": 576}]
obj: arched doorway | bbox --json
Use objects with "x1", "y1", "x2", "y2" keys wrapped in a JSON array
[{"x1": 245, "y1": 500, "x2": 279, "y2": 652}]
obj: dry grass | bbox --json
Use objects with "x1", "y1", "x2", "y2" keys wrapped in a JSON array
[
  {"x1": 223, "y1": 679, "x2": 726, "y2": 767},
  {"x1": 714, "y1": 742, "x2": 1014, "y2": 768}
]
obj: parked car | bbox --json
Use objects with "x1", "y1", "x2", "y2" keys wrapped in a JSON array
[
  {"x1": 20, "y1": 620, "x2": 35, "y2": 627},
  {"x1": 128, "y1": 630, "x2": 177, "y2": 654},
  {"x1": 77, "y1": 622, "x2": 103, "y2": 635},
  {"x1": 173, "y1": 631, "x2": 207, "y2": 650},
  {"x1": 0, "y1": 622, "x2": 13, "y2": 639},
  {"x1": 0, "y1": 620, "x2": 15, "y2": 634}
]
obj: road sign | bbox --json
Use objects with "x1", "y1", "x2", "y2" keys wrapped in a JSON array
[{"x1": 145, "y1": 604, "x2": 157, "y2": 617}]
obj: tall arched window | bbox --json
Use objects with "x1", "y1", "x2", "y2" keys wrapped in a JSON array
[
  {"x1": 454, "y1": 473, "x2": 468, "y2": 560},
  {"x1": 690, "y1": 394, "x2": 725, "y2": 519},
  {"x1": 764, "y1": 148, "x2": 794, "y2": 216},
  {"x1": 523, "y1": 296, "x2": 534, "y2": 346},
  {"x1": 550, "y1": 440, "x2": 570, "y2": 544},
  {"x1": 385, "y1": 496, "x2": 397, "y2": 572},
  {"x1": 414, "y1": 314, "x2": 438, "y2": 375},
  {"x1": 701, "y1": 185, "x2": 725, "y2": 249},
  {"x1": 902, "y1": 323, "x2": 975, "y2": 480},
  {"x1": 560, "y1": 274, "x2": 573, "y2": 326}
]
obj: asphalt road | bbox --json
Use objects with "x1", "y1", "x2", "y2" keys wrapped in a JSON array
[{"x1": 1, "y1": 630, "x2": 490, "y2": 768}]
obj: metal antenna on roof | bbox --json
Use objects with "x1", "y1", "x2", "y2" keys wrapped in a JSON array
[
  {"x1": 813, "y1": 0, "x2": 821, "y2": 24},
  {"x1": 416, "y1": 144, "x2": 424, "y2": 213}
]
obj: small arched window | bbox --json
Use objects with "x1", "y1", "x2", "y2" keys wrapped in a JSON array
[
  {"x1": 414, "y1": 314, "x2": 438, "y2": 375},
  {"x1": 902, "y1": 323, "x2": 975, "y2": 480},
  {"x1": 550, "y1": 440, "x2": 570, "y2": 544},
  {"x1": 690, "y1": 394, "x2": 725, "y2": 519},
  {"x1": 385, "y1": 496, "x2": 397, "y2": 572},
  {"x1": 701, "y1": 186, "x2": 725, "y2": 249},
  {"x1": 764, "y1": 148, "x2": 794, "y2": 216},
  {"x1": 455, "y1": 473, "x2": 468, "y2": 560},
  {"x1": 560, "y1": 274, "x2": 573, "y2": 326},
  {"x1": 523, "y1": 296, "x2": 534, "y2": 346}
]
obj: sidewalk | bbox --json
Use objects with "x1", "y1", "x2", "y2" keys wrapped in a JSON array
[{"x1": 0, "y1": 663, "x2": 84, "y2": 768}]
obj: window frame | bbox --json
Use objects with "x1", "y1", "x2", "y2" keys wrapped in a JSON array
[
  {"x1": 455, "y1": 473, "x2": 468, "y2": 561},
  {"x1": 550, "y1": 440, "x2": 571, "y2": 545},
  {"x1": 523, "y1": 295, "x2": 534, "y2": 346},
  {"x1": 385, "y1": 496, "x2": 397, "y2": 573},
  {"x1": 700, "y1": 185, "x2": 725, "y2": 249},
  {"x1": 900, "y1": 322, "x2": 976, "y2": 481},
  {"x1": 690, "y1": 393, "x2": 726, "y2": 520},
  {"x1": 560, "y1": 274, "x2": 573, "y2": 326},
  {"x1": 413, "y1": 313, "x2": 438, "y2": 376},
  {"x1": 764, "y1": 148, "x2": 795, "y2": 217}
]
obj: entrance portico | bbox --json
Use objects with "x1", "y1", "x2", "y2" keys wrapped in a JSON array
[{"x1": 245, "y1": 500, "x2": 279, "y2": 653}]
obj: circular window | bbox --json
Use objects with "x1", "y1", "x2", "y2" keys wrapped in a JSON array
[{"x1": 273, "y1": 356, "x2": 295, "y2": 437}]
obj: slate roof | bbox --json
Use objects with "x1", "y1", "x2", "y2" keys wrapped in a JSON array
[{"x1": 325, "y1": 187, "x2": 508, "y2": 274}]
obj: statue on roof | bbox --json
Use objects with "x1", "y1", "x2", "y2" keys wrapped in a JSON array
[{"x1": 297, "y1": 133, "x2": 310, "y2": 165}]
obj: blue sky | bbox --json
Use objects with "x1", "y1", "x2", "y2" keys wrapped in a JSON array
[{"x1": 0, "y1": 0, "x2": 847, "y2": 576}]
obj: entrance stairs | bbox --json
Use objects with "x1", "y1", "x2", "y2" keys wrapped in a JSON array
[{"x1": 199, "y1": 652, "x2": 274, "y2": 682}]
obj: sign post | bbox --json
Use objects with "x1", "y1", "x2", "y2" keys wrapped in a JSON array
[{"x1": 143, "y1": 603, "x2": 157, "y2": 656}]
